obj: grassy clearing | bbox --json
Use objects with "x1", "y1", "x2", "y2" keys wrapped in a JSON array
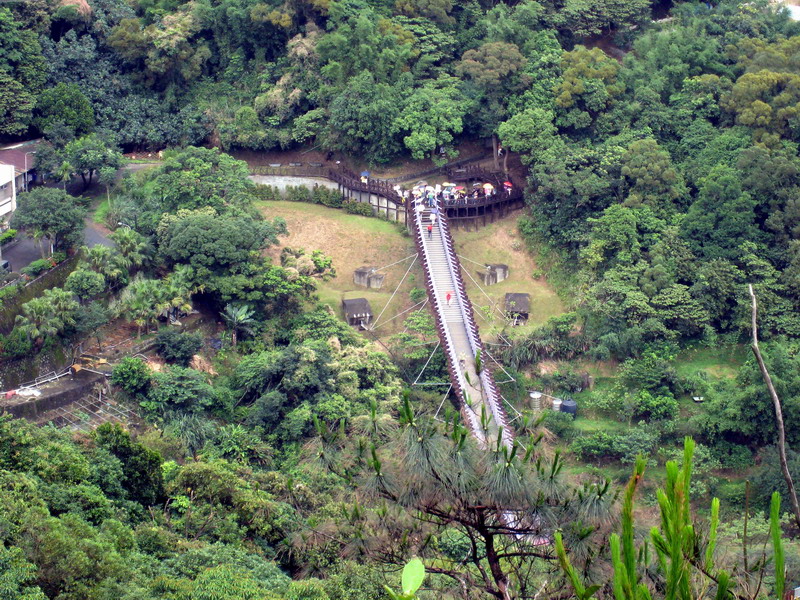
[
  {"x1": 256, "y1": 201, "x2": 418, "y2": 337},
  {"x1": 93, "y1": 198, "x2": 110, "y2": 225},
  {"x1": 451, "y1": 210, "x2": 565, "y2": 336},
  {"x1": 673, "y1": 344, "x2": 748, "y2": 380}
]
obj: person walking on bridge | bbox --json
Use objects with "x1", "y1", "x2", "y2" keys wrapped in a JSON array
[
  {"x1": 427, "y1": 224, "x2": 433, "y2": 239},
  {"x1": 446, "y1": 291, "x2": 452, "y2": 306}
]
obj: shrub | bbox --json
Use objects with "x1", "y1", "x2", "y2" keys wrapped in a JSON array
[
  {"x1": 65, "y1": 268, "x2": 106, "y2": 299},
  {"x1": 146, "y1": 366, "x2": 218, "y2": 413},
  {"x1": 631, "y1": 390, "x2": 679, "y2": 422},
  {"x1": 20, "y1": 258, "x2": 54, "y2": 277},
  {"x1": 252, "y1": 184, "x2": 281, "y2": 202},
  {"x1": 51, "y1": 251, "x2": 67, "y2": 264},
  {"x1": 0, "y1": 327, "x2": 33, "y2": 359},
  {"x1": 0, "y1": 229, "x2": 17, "y2": 245},
  {"x1": 571, "y1": 427, "x2": 658, "y2": 464},
  {"x1": 343, "y1": 200, "x2": 373, "y2": 216},
  {"x1": 540, "y1": 368, "x2": 587, "y2": 393},
  {"x1": 0, "y1": 282, "x2": 21, "y2": 302},
  {"x1": 285, "y1": 185, "x2": 312, "y2": 203},
  {"x1": 542, "y1": 410, "x2": 576, "y2": 441},
  {"x1": 111, "y1": 357, "x2": 152, "y2": 397},
  {"x1": 571, "y1": 431, "x2": 616, "y2": 460},
  {"x1": 155, "y1": 329, "x2": 203, "y2": 367},
  {"x1": 313, "y1": 186, "x2": 343, "y2": 208},
  {"x1": 709, "y1": 440, "x2": 754, "y2": 470},
  {"x1": 612, "y1": 427, "x2": 659, "y2": 464}
]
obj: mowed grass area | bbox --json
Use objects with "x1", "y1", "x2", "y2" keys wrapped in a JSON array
[
  {"x1": 257, "y1": 201, "x2": 419, "y2": 337},
  {"x1": 451, "y1": 211, "x2": 565, "y2": 335},
  {"x1": 673, "y1": 344, "x2": 748, "y2": 380}
]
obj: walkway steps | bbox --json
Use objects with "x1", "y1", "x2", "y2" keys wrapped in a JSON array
[{"x1": 411, "y1": 204, "x2": 513, "y2": 449}]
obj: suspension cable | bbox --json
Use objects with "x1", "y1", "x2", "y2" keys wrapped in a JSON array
[{"x1": 370, "y1": 255, "x2": 418, "y2": 330}]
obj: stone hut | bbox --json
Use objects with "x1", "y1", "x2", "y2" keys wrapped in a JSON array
[
  {"x1": 481, "y1": 264, "x2": 509, "y2": 286},
  {"x1": 342, "y1": 298, "x2": 373, "y2": 329},
  {"x1": 504, "y1": 293, "x2": 530, "y2": 324},
  {"x1": 353, "y1": 267, "x2": 385, "y2": 289}
]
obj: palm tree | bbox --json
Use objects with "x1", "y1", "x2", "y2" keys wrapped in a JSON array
[
  {"x1": 82, "y1": 244, "x2": 127, "y2": 285},
  {"x1": 56, "y1": 161, "x2": 73, "y2": 190},
  {"x1": 109, "y1": 227, "x2": 149, "y2": 272},
  {"x1": 15, "y1": 288, "x2": 79, "y2": 345},
  {"x1": 159, "y1": 266, "x2": 196, "y2": 322},
  {"x1": 114, "y1": 275, "x2": 163, "y2": 337},
  {"x1": 222, "y1": 303, "x2": 255, "y2": 348}
]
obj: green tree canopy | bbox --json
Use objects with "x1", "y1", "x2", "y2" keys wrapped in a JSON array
[
  {"x1": 33, "y1": 83, "x2": 95, "y2": 137},
  {"x1": 11, "y1": 188, "x2": 86, "y2": 254}
]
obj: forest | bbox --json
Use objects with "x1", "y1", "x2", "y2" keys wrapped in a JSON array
[{"x1": 3, "y1": 0, "x2": 800, "y2": 598}]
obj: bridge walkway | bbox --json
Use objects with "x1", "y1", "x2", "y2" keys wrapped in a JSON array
[{"x1": 410, "y1": 200, "x2": 513, "y2": 449}]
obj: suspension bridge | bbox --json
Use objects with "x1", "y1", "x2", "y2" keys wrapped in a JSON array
[{"x1": 319, "y1": 165, "x2": 518, "y2": 449}]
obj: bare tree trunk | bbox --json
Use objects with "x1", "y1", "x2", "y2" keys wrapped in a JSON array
[
  {"x1": 749, "y1": 284, "x2": 800, "y2": 530},
  {"x1": 492, "y1": 135, "x2": 499, "y2": 171},
  {"x1": 483, "y1": 531, "x2": 512, "y2": 600}
]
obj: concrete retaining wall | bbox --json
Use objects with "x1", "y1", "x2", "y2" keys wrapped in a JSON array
[{"x1": 248, "y1": 175, "x2": 339, "y2": 190}]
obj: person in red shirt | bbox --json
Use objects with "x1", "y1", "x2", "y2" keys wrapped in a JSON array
[
  {"x1": 427, "y1": 224, "x2": 433, "y2": 239},
  {"x1": 446, "y1": 292, "x2": 452, "y2": 306}
]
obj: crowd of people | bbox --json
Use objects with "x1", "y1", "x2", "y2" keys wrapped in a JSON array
[{"x1": 394, "y1": 180, "x2": 514, "y2": 208}]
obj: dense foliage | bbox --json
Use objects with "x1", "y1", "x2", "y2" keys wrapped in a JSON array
[{"x1": 6, "y1": 0, "x2": 800, "y2": 597}]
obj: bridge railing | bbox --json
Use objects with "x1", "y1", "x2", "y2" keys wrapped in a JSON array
[
  {"x1": 409, "y1": 203, "x2": 486, "y2": 443},
  {"x1": 437, "y1": 208, "x2": 514, "y2": 448}
]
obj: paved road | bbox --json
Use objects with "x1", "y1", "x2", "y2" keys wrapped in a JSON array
[
  {"x1": 2, "y1": 221, "x2": 112, "y2": 273},
  {"x1": 83, "y1": 218, "x2": 114, "y2": 249},
  {"x1": 1, "y1": 236, "x2": 42, "y2": 272}
]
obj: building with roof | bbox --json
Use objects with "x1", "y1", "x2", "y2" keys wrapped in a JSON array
[
  {"x1": 504, "y1": 293, "x2": 530, "y2": 325},
  {"x1": 0, "y1": 140, "x2": 40, "y2": 229},
  {"x1": 0, "y1": 164, "x2": 16, "y2": 227},
  {"x1": 342, "y1": 298, "x2": 373, "y2": 329}
]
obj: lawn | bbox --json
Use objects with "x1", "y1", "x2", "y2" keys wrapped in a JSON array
[
  {"x1": 451, "y1": 210, "x2": 565, "y2": 336},
  {"x1": 256, "y1": 201, "x2": 418, "y2": 337},
  {"x1": 673, "y1": 344, "x2": 748, "y2": 380}
]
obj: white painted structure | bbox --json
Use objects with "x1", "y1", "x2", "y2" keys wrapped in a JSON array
[{"x1": 0, "y1": 163, "x2": 16, "y2": 228}]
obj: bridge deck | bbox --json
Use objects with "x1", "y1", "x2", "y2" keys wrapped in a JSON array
[{"x1": 410, "y1": 201, "x2": 513, "y2": 448}]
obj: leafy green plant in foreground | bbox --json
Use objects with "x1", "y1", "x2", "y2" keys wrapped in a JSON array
[
  {"x1": 384, "y1": 558, "x2": 426, "y2": 600},
  {"x1": 557, "y1": 438, "x2": 787, "y2": 600}
]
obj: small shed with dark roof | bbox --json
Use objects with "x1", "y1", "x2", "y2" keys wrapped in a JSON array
[
  {"x1": 342, "y1": 298, "x2": 373, "y2": 329},
  {"x1": 504, "y1": 293, "x2": 530, "y2": 324}
]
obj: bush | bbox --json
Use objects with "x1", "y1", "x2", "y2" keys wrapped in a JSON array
[
  {"x1": 709, "y1": 440, "x2": 754, "y2": 470},
  {"x1": 542, "y1": 410, "x2": 576, "y2": 441},
  {"x1": 155, "y1": 329, "x2": 203, "y2": 367},
  {"x1": 111, "y1": 357, "x2": 152, "y2": 397},
  {"x1": 540, "y1": 369, "x2": 587, "y2": 393},
  {"x1": 51, "y1": 251, "x2": 67, "y2": 264},
  {"x1": 631, "y1": 390, "x2": 679, "y2": 422},
  {"x1": 343, "y1": 200, "x2": 374, "y2": 216},
  {"x1": 0, "y1": 282, "x2": 21, "y2": 303},
  {"x1": 0, "y1": 327, "x2": 33, "y2": 359},
  {"x1": 571, "y1": 426, "x2": 658, "y2": 464},
  {"x1": 571, "y1": 431, "x2": 616, "y2": 460},
  {"x1": 146, "y1": 366, "x2": 218, "y2": 413},
  {"x1": 0, "y1": 229, "x2": 17, "y2": 245},
  {"x1": 312, "y1": 186, "x2": 343, "y2": 208},
  {"x1": 65, "y1": 268, "x2": 106, "y2": 300},
  {"x1": 285, "y1": 185, "x2": 312, "y2": 203},
  {"x1": 612, "y1": 427, "x2": 659, "y2": 464},
  {"x1": 252, "y1": 184, "x2": 281, "y2": 202},
  {"x1": 20, "y1": 258, "x2": 54, "y2": 277}
]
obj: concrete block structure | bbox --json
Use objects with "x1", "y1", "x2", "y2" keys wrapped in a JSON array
[
  {"x1": 480, "y1": 263, "x2": 509, "y2": 286},
  {"x1": 353, "y1": 267, "x2": 385, "y2": 289},
  {"x1": 342, "y1": 298, "x2": 373, "y2": 329},
  {"x1": 504, "y1": 293, "x2": 530, "y2": 324}
]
